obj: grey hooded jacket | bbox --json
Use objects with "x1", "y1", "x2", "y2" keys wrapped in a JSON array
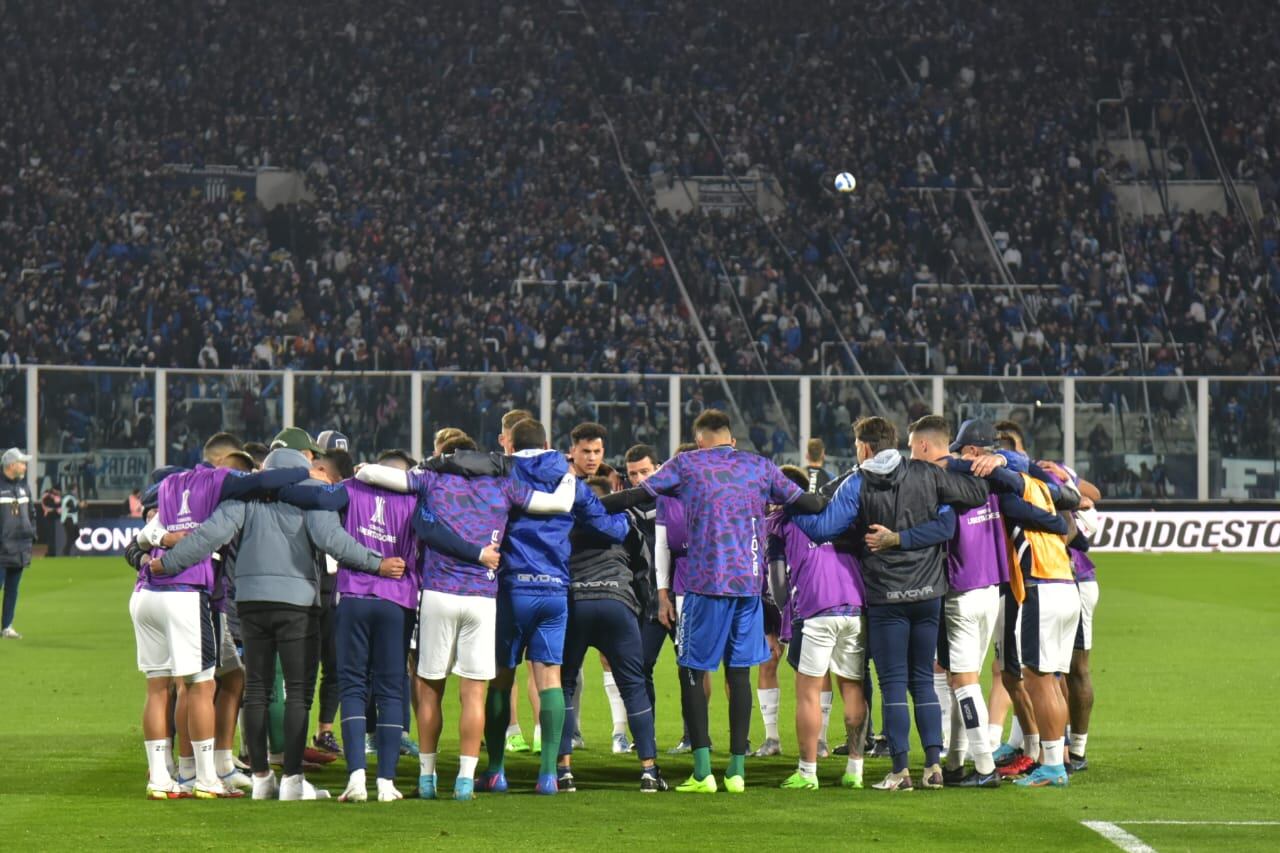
[{"x1": 160, "y1": 448, "x2": 382, "y2": 607}]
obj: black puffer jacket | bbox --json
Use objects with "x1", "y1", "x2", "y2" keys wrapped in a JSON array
[
  {"x1": 855, "y1": 453, "x2": 988, "y2": 606},
  {"x1": 0, "y1": 472, "x2": 36, "y2": 569}
]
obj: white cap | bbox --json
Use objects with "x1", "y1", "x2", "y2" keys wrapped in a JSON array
[{"x1": 2, "y1": 448, "x2": 32, "y2": 467}]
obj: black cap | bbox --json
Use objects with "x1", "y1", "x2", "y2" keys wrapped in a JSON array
[{"x1": 949, "y1": 418, "x2": 997, "y2": 453}]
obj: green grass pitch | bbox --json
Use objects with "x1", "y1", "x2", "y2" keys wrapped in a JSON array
[{"x1": 1, "y1": 555, "x2": 1278, "y2": 851}]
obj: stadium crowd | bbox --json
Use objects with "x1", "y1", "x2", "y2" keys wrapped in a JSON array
[{"x1": 3, "y1": 0, "x2": 1279, "y2": 486}]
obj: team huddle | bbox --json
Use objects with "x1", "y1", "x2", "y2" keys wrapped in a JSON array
[{"x1": 126, "y1": 406, "x2": 1100, "y2": 801}]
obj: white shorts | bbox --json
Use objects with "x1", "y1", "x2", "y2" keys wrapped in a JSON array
[
  {"x1": 1074, "y1": 580, "x2": 1099, "y2": 651},
  {"x1": 939, "y1": 585, "x2": 1000, "y2": 674},
  {"x1": 129, "y1": 588, "x2": 216, "y2": 682},
  {"x1": 1020, "y1": 583, "x2": 1081, "y2": 675},
  {"x1": 214, "y1": 614, "x2": 242, "y2": 677},
  {"x1": 788, "y1": 614, "x2": 865, "y2": 680},
  {"x1": 416, "y1": 590, "x2": 496, "y2": 681}
]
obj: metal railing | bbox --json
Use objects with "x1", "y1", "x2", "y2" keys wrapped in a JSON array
[{"x1": 4, "y1": 365, "x2": 1279, "y2": 504}]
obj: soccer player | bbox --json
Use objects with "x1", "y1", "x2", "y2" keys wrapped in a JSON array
[
  {"x1": 768, "y1": 465, "x2": 868, "y2": 790},
  {"x1": 790, "y1": 417, "x2": 988, "y2": 791},
  {"x1": 804, "y1": 438, "x2": 834, "y2": 493},
  {"x1": 605, "y1": 409, "x2": 827, "y2": 793},
  {"x1": 158, "y1": 444, "x2": 405, "y2": 801},
  {"x1": 901, "y1": 417, "x2": 1008, "y2": 787},
  {"x1": 996, "y1": 421, "x2": 1101, "y2": 773},
  {"x1": 328, "y1": 449, "x2": 421, "y2": 802},
  {"x1": 567, "y1": 422, "x2": 632, "y2": 752},
  {"x1": 356, "y1": 434, "x2": 576, "y2": 801},
  {"x1": 557, "y1": 476, "x2": 668, "y2": 793},
  {"x1": 480, "y1": 417, "x2": 627, "y2": 795},
  {"x1": 496, "y1": 409, "x2": 542, "y2": 755},
  {"x1": 131, "y1": 433, "x2": 311, "y2": 799},
  {"x1": 653, "y1": 442, "x2": 708, "y2": 754},
  {"x1": 622, "y1": 444, "x2": 668, "y2": 731}
]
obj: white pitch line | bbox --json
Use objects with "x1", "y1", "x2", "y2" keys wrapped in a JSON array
[
  {"x1": 1118, "y1": 821, "x2": 1280, "y2": 826},
  {"x1": 1081, "y1": 821, "x2": 1158, "y2": 853}
]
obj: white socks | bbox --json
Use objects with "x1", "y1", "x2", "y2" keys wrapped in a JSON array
[
  {"x1": 603, "y1": 672, "x2": 627, "y2": 735},
  {"x1": 934, "y1": 672, "x2": 951, "y2": 751},
  {"x1": 797, "y1": 759, "x2": 817, "y2": 779},
  {"x1": 954, "y1": 683, "x2": 995, "y2": 775},
  {"x1": 145, "y1": 739, "x2": 173, "y2": 786},
  {"x1": 819, "y1": 691, "x2": 833, "y2": 742},
  {"x1": 193, "y1": 737, "x2": 218, "y2": 787},
  {"x1": 1024, "y1": 733, "x2": 1041, "y2": 763},
  {"x1": 214, "y1": 748, "x2": 235, "y2": 777},
  {"x1": 178, "y1": 754, "x2": 195, "y2": 781},
  {"x1": 458, "y1": 754, "x2": 478, "y2": 782},
  {"x1": 164, "y1": 737, "x2": 176, "y2": 778},
  {"x1": 420, "y1": 753, "x2": 437, "y2": 778},
  {"x1": 1008, "y1": 715, "x2": 1024, "y2": 750},
  {"x1": 758, "y1": 687, "x2": 780, "y2": 740},
  {"x1": 1069, "y1": 732, "x2": 1088, "y2": 757},
  {"x1": 1042, "y1": 738, "x2": 1065, "y2": 768},
  {"x1": 987, "y1": 723, "x2": 1004, "y2": 752},
  {"x1": 505, "y1": 723, "x2": 522, "y2": 738}
]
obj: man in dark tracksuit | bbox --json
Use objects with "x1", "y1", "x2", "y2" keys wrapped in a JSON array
[
  {"x1": 557, "y1": 477, "x2": 668, "y2": 794},
  {"x1": 0, "y1": 448, "x2": 35, "y2": 639},
  {"x1": 621, "y1": 445, "x2": 667, "y2": 716},
  {"x1": 792, "y1": 417, "x2": 989, "y2": 791}
]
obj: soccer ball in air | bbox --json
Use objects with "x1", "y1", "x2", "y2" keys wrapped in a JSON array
[{"x1": 834, "y1": 172, "x2": 857, "y2": 193}]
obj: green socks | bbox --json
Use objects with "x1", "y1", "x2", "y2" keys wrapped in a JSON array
[
  {"x1": 538, "y1": 688, "x2": 565, "y2": 776},
  {"x1": 485, "y1": 688, "x2": 511, "y2": 773},
  {"x1": 693, "y1": 746, "x2": 713, "y2": 780},
  {"x1": 727, "y1": 753, "x2": 746, "y2": 779}
]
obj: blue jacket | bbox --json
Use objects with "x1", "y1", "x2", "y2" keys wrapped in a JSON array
[{"x1": 501, "y1": 450, "x2": 628, "y2": 596}]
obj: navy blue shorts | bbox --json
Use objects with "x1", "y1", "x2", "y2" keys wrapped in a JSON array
[
  {"x1": 676, "y1": 593, "x2": 770, "y2": 672},
  {"x1": 496, "y1": 591, "x2": 568, "y2": 668}
]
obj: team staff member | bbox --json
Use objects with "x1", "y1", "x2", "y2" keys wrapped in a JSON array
[
  {"x1": 0, "y1": 447, "x2": 35, "y2": 640},
  {"x1": 791, "y1": 417, "x2": 988, "y2": 792}
]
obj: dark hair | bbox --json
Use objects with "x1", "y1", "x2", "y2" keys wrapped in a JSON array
[
  {"x1": 502, "y1": 409, "x2": 535, "y2": 433},
  {"x1": 693, "y1": 408, "x2": 732, "y2": 435},
  {"x1": 322, "y1": 449, "x2": 356, "y2": 481},
  {"x1": 805, "y1": 437, "x2": 825, "y2": 463},
  {"x1": 377, "y1": 448, "x2": 417, "y2": 469},
  {"x1": 624, "y1": 444, "x2": 659, "y2": 466},
  {"x1": 243, "y1": 442, "x2": 270, "y2": 466},
  {"x1": 511, "y1": 418, "x2": 547, "y2": 451},
  {"x1": 854, "y1": 416, "x2": 898, "y2": 453},
  {"x1": 596, "y1": 462, "x2": 616, "y2": 478},
  {"x1": 203, "y1": 431, "x2": 243, "y2": 461},
  {"x1": 779, "y1": 464, "x2": 809, "y2": 491},
  {"x1": 585, "y1": 475, "x2": 613, "y2": 497},
  {"x1": 994, "y1": 419, "x2": 1026, "y2": 448},
  {"x1": 676, "y1": 442, "x2": 698, "y2": 455},
  {"x1": 438, "y1": 433, "x2": 478, "y2": 454},
  {"x1": 569, "y1": 422, "x2": 607, "y2": 445},
  {"x1": 908, "y1": 415, "x2": 951, "y2": 444}
]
